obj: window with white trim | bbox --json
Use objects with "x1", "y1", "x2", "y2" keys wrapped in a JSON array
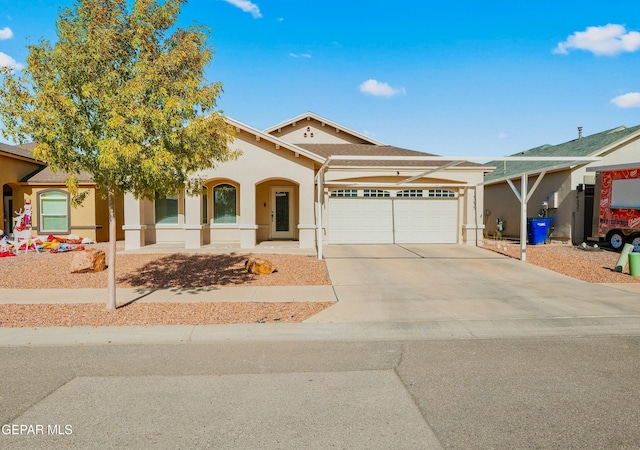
[
  {"x1": 363, "y1": 189, "x2": 390, "y2": 197},
  {"x1": 38, "y1": 190, "x2": 69, "y2": 233},
  {"x1": 427, "y1": 189, "x2": 456, "y2": 198},
  {"x1": 330, "y1": 189, "x2": 358, "y2": 197},
  {"x1": 397, "y1": 189, "x2": 423, "y2": 198}
]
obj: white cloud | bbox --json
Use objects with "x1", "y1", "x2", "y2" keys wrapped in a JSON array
[
  {"x1": 611, "y1": 92, "x2": 640, "y2": 108},
  {"x1": 289, "y1": 53, "x2": 311, "y2": 59},
  {"x1": 0, "y1": 27, "x2": 13, "y2": 40},
  {"x1": 359, "y1": 79, "x2": 405, "y2": 97},
  {"x1": 0, "y1": 52, "x2": 24, "y2": 70},
  {"x1": 221, "y1": 0, "x2": 262, "y2": 18},
  {"x1": 554, "y1": 24, "x2": 640, "y2": 56},
  {"x1": 497, "y1": 132, "x2": 509, "y2": 139}
]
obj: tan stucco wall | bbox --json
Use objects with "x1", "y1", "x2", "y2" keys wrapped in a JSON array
[
  {"x1": 18, "y1": 185, "x2": 99, "y2": 241},
  {"x1": 484, "y1": 170, "x2": 573, "y2": 242},
  {"x1": 269, "y1": 118, "x2": 371, "y2": 144},
  {"x1": 94, "y1": 192, "x2": 125, "y2": 242},
  {"x1": 0, "y1": 155, "x2": 42, "y2": 234}
]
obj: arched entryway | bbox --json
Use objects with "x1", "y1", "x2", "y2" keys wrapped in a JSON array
[{"x1": 255, "y1": 179, "x2": 299, "y2": 243}]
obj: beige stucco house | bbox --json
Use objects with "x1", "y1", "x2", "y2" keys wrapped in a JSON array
[
  {"x1": 484, "y1": 125, "x2": 640, "y2": 244},
  {"x1": 123, "y1": 112, "x2": 493, "y2": 252}
]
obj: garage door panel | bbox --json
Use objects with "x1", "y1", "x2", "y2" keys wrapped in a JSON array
[
  {"x1": 328, "y1": 197, "x2": 458, "y2": 244},
  {"x1": 328, "y1": 199, "x2": 393, "y2": 244},
  {"x1": 394, "y1": 199, "x2": 457, "y2": 244}
]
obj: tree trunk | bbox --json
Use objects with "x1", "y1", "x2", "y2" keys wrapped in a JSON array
[{"x1": 106, "y1": 191, "x2": 117, "y2": 310}]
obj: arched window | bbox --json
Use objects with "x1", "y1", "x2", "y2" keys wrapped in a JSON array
[
  {"x1": 38, "y1": 190, "x2": 70, "y2": 233},
  {"x1": 213, "y1": 184, "x2": 237, "y2": 223}
]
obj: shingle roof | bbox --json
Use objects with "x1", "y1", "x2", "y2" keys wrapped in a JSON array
[
  {"x1": 297, "y1": 143, "x2": 485, "y2": 168},
  {"x1": 484, "y1": 124, "x2": 640, "y2": 182},
  {"x1": 0, "y1": 142, "x2": 39, "y2": 161},
  {"x1": 22, "y1": 167, "x2": 94, "y2": 183}
]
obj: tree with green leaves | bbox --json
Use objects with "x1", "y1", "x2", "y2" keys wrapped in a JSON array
[{"x1": 0, "y1": 0, "x2": 236, "y2": 309}]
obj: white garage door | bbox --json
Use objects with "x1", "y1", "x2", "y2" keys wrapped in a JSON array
[
  {"x1": 393, "y1": 199, "x2": 458, "y2": 244},
  {"x1": 328, "y1": 198, "x2": 394, "y2": 244},
  {"x1": 328, "y1": 197, "x2": 458, "y2": 244}
]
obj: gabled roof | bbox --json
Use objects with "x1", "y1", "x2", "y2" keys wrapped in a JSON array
[
  {"x1": 263, "y1": 111, "x2": 386, "y2": 146},
  {"x1": 484, "y1": 124, "x2": 640, "y2": 183},
  {"x1": 225, "y1": 115, "x2": 326, "y2": 164},
  {"x1": 297, "y1": 143, "x2": 486, "y2": 168},
  {"x1": 0, "y1": 142, "x2": 41, "y2": 163},
  {"x1": 22, "y1": 167, "x2": 94, "y2": 183}
]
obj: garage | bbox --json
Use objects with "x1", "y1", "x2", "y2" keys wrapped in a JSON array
[{"x1": 327, "y1": 189, "x2": 459, "y2": 244}]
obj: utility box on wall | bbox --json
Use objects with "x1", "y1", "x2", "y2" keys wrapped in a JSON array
[{"x1": 548, "y1": 191, "x2": 559, "y2": 209}]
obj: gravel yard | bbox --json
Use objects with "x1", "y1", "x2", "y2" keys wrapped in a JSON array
[
  {"x1": 484, "y1": 240, "x2": 640, "y2": 284},
  {"x1": 0, "y1": 245, "x2": 332, "y2": 327}
]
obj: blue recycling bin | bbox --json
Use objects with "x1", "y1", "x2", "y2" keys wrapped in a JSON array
[{"x1": 527, "y1": 218, "x2": 553, "y2": 245}]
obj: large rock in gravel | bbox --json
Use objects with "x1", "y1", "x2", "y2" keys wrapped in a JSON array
[
  {"x1": 245, "y1": 257, "x2": 277, "y2": 275},
  {"x1": 70, "y1": 249, "x2": 106, "y2": 274}
]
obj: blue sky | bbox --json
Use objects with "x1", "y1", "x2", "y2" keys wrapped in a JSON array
[{"x1": 1, "y1": 0, "x2": 640, "y2": 157}]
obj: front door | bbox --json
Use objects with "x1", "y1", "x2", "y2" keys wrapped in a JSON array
[{"x1": 270, "y1": 187, "x2": 295, "y2": 239}]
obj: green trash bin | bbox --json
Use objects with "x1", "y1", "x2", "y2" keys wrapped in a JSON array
[{"x1": 630, "y1": 252, "x2": 640, "y2": 277}]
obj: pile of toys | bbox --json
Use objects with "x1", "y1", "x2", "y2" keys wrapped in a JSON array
[{"x1": 1, "y1": 201, "x2": 93, "y2": 257}]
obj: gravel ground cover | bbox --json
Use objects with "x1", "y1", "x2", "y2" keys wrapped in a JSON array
[
  {"x1": 0, "y1": 302, "x2": 333, "y2": 327},
  {"x1": 0, "y1": 245, "x2": 331, "y2": 289},
  {"x1": 484, "y1": 240, "x2": 640, "y2": 284},
  {"x1": 0, "y1": 244, "x2": 332, "y2": 327}
]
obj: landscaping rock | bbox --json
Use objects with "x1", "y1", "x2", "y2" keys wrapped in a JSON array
[
  {"x1": 245, "y1": 257, "x2": 277, "y2": 275},
  {"x1": 70, "y1": 249, "x2": 106, "y2": 273}
]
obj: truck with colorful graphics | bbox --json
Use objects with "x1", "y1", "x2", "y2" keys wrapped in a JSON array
[{"x1": 589, "y1": 163, "x2": 640, "y2": 251}]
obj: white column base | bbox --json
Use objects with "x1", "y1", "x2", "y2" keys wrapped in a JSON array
[
  {"x1": 240, "y1": 225, "x2": 258, "y2": 248},
  {"x1": 123, "y1": 225, "x2": 147, "y2": 250}
]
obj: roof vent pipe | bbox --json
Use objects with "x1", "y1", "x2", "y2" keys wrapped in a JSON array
[{"x1": 578, "y1": 126, "x2": 583, "y2": 139}]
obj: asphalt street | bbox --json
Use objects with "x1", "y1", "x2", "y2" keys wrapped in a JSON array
[
  {"x1": 2, "y1": 337, "x2": 640, "y2": 449},
  {"x1": 2, "y1": 244, "x2": 640, "y2": 449}
]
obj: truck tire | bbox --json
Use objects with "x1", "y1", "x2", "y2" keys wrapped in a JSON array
[
  {"x1": 607, "y1": 230, "x2": 625, "y2": 251},
  {"x1": 630, "y1": 233, "x2": 640, "y2": 253}
]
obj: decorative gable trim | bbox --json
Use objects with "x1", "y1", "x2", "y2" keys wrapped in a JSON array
[
  {"x1": 263, "y1": 111, "x2": 385, "y2": 146},
  {"x1": 224, "y1": 116, "x2": 326, "y2": 164}
]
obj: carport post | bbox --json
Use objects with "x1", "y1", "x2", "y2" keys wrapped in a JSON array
[
  {"x1": 519, "y1": 173, "x2": 527, "y2": 261},
  {"x1": 316, "y1": 157, "x2": 331, "y2": 260}
]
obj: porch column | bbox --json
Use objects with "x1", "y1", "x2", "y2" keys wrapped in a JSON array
[
  {"x1": 184, "y1": 192, "x2": 203, "y2": 249},
  {"x1": 122, "y1": 193, "x2": 146, "y2": 250},
  {"x1": 239, "y1": 184, "x2": 257, "y2": 248},
  {"x1": 298, "y1": 179, "x2": 316, "y2": 249}
]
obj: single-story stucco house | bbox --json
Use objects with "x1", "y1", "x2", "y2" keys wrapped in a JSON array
[
  {"x1": 1, "y1": 142, "x2": 124, "y2": 242},
  {"x1": 483, "y1": 124, "x2": 640, "y2": 244},
  {"x1": 123, "y1": 112, "x2": 493, "y2": 251}
]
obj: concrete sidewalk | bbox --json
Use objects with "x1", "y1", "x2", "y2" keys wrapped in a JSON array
[{"x1": 0, "y1": 286, "x2": 337, "y2": 305}]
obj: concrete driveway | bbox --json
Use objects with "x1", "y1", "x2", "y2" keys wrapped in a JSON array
[{"x1": 308, "y1": 244, "x2": 640, "y2": 323}]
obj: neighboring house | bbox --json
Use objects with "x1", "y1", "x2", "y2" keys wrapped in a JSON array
[
  {"x1": 484, "y1": 125, "x2": 640, "y2": 244},
  {"x1": 123, "y1": 112, "x2": 493, "y2": 251},
  {"x1": 0, "y1": 142, "x2": 124, "y2": 242}
]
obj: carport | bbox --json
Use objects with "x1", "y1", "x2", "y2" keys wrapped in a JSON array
[{"x1": 315, "y1": 155, "x2": 601, "y2": 260}]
